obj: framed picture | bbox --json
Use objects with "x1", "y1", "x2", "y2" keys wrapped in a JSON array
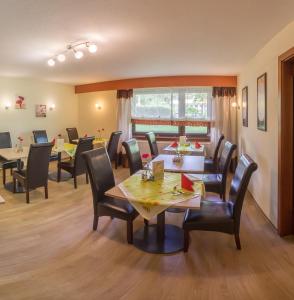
[
  {"x1": 35, "y1": 104, "x2": 47, "y2": 118},
  {"x1": 257, "y1": 73, "x2": 267, "y2": 131},
  {"x1": 15, "y1": 96, "x2": 26, "y2": 109},
  {"x1": 242, "y1": 86, "x2": 248, "y2": 127}
]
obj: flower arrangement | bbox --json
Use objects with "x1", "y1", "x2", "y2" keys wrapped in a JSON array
[
  {"x1": 141, "y1": 153, "x2": 154, "y2": 181},
  {"x1": 97, "y1": 128, "x2": 105, "y2": 139}
]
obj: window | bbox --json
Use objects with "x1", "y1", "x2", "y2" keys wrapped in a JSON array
[{"x1": 131, "y1": 87, "x2": 212, "y2": 140}]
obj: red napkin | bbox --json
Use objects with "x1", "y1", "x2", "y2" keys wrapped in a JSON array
[
  {"x1": 170, "y1": 141, "x2": 178, "y2": 148},
  {"x1": 51, "y1": 138, "x2": 56, "y2": 145},
  {"x1": 181, "y1": 174, "x2": 194, "y2": 192},
  {"x1": 195, "y1": 142, "x2": 201, "y2": 149}
]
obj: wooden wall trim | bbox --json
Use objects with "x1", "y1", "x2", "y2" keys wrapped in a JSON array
[{"x1": 75, "y1": 75, "x2": 237, "y2": 94}]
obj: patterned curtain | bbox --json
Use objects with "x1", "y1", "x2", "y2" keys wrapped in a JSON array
[
  {"x1": 211, "y1": 87, "x2": 237, "y2": 157},
  {"x1": 116, "y1": 89, "x2": 133, "y2": 151}
]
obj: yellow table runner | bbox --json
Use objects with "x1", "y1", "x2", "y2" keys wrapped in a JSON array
[
  {"x1": 93, "y1": 138, "x2": 108, "y2": 147},
  {"x1": 53, "y1": 143, "x2": 77, "y2": 157},
  {"x1": 119, "y1": 172, "x2": 205, "y2": 220}
]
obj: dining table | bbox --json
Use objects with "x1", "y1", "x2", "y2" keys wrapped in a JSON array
[
  {"x1": 72, "y1": 138, "x2": 108, "y2": 148},
  {"x1": 163, "y1": 144, "x2": 205, "y2": 156},
  {"x1": 105, "y1": 172, "x2": 203, "y2": 254},
  {"x1": 151, "y1": 154, "x2": 204, "y2": 174},
  {"x1": 0, "y1": 146, "x2": 30, "y2": 192}
]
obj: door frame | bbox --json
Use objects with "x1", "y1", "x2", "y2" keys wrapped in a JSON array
[{"x1": 278, "y1": 47, "x2": 294, "y2": 236}]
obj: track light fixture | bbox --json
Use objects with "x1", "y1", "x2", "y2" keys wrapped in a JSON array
[{"x1": 47, "y1": 41, "x2": 97, "y2": 67}]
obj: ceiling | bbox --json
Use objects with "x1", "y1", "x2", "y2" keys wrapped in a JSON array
[{"x1": 0, "y1": 0, "x2": 293, "y2": 85}]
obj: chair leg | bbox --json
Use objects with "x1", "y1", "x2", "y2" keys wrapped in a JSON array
[
  {"x1": 144, "y1": 219, "x2": 149, "y2": 226},
  {"x1": 44, "y1": 184, "x2": 48, "y2": 199},
  {"x1": 93, "y1": 215, "x2": 99, "y2": 230},
  {"x1": 234, "y1": 233, "x2": 241, "y2": 250},
  {"x1": 3, "y1": 168, "x2": 6, "y2": 185},
  {"x1": 13, "y1": 177, "x2": 16, "y2": 193},
  {"x1": 74, "y1": 176, "x2": 77, "y2": 189},
  {"x1": 86, "y1": 172, "x2": 89, "y2": 184},
  {"x1": 183, "y1": 230, "x2": 190, "y2": 252},
  {"x1": 10, "y1": 168, "x2": 13, "y2": 175},
  {"x1": 127, "y1": 220, "x2": 133, "y2": 244},
  {"x1": 26, "y1": 189, "x2": 30, "y2": 204}
]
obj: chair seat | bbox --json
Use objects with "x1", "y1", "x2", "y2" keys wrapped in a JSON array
[
  {"x1": 49, "y1": 154, "x2": 59, "y2": 162},
  {"x1": 2, "y1": 160, "x2": 19, "y2": 169},
  {"x1": 204, "y1": 158, "x2": 216, "y2": 172},
  {"x1": 99, "y1": 196, "x2": 138, "y2": 218},
  {"x1": 183, "y1": 200, "x2": 234, "y2": 233},
  {"x1": 202, "y1": 173, "x2": 222, "y2": 186},
  {"x1": 59, "y1": 159, "x2": 74, "y2": 168},
  {"x1": 13, "y1": 169, "x2": 27, "y2": 184}
]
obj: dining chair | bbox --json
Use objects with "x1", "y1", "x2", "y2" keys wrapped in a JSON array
[
  {"x1": 202, "y1": 141, "x2": 237, "y2": 201},
  {"x1": 107, "y1": 131, "x2": 122, "y2": 169},
  {"x1": 0, "y1": 132, "x2": 23, "y2": 185},
  {"x1": 57, "y1": 137, "x2": 94, "y2": 188},
  {"x1": 145, "y1": 132, "x2": 159, "y2": 158},
  {"x1": 183, "y1": 154, "x2": 258, "y2": 252},
  {"x1": 122, "y1": 138, "x2": 143, "y2": 175},
  {"x1": 204, "y1": 134, "x2": 225, "y2": 173},
  {"x1": 66, "y1": 127, "x2": 79, "y2": 144},
  {"x1": 82, "y1": 147, "x2": 139, "y2": 244},
  {"x1": 13, "y1": 143, "x2": 53, "y2": 203},
  {"x1": 32, "y1": 130, "x2": 58, "y2": 161}
]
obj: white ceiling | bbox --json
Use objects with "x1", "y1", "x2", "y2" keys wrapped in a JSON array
[{"x1": 0, "y1": 0, "x2": 293, "y2": 85}]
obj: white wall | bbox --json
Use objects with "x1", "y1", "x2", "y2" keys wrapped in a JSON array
[
  {"x1": 78, "y1": 90, "x2": 118, "y2": 139},
  {"x1": 238, "y1": 21, "x2": 294, "y2": 227},
  {"x1": 0, "y1": 77, "x2": 78, "y2": 145}
]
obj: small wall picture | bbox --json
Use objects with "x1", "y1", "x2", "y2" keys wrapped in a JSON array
[
  {"x1": 15, "y1": 96, "x2": 26, "y2": 109},
  {"x1": 257, "y1": 73, "x2": 267, "y2": 131},
  {"x1": 35, "y1": 104, "x2": 47, "y2": 118},
  {"x1": 242, "y1": 86, "x2": 248, "y2": 127}
]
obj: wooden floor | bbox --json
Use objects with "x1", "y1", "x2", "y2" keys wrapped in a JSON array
[{"x1": 0, "y1": 163, "x2": 294, "y2": 300}]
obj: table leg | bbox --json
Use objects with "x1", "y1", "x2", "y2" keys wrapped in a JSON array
[
  {"x1": 4, "y1": 159, "x2": 25, "y2": 193},
  {"x1": 132, "y1": 210, "x2": 184, "y2": 254},
  {"x1": 48, "y1": 152, "x2": 71, "y2": 182}
]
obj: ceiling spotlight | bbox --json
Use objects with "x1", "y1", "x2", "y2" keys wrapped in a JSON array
[
  {"x1": 57, "y1": 54, "x2": 66, "y2": 62},
  {"x1": 74, "y1": 50, "x2": 84, "y2": 59},
  {"x1": 88, "y1": 44, "x2": 97, "y2": 53},
  {"x1": 47, "y1": 58, "x2": 55, "y2": 66}
]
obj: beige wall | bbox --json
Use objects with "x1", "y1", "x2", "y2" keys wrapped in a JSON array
[
  {"x1": 238, "y1": 21, "x2": 294, "y2": 227},
  {"x1": 78, "y1": 90, "x2": 118, "y2": 139},
  {"x1": 0, "y1": 77, "x2": 78, "y2": 146}
]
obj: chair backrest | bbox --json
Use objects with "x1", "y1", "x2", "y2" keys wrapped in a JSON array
[
  {"x1": 0, "y1": 132, "x2": 12, "y2": 149},
  {"x1": 213, "y1": 134, "x2": 225, "y2": 164},
  {"x1": 26, "y1": 143, "x2": 53, "y2": 189},
  {"x1": 66, "y1": 127, "x2": 79, "y2": 144},
  {"x1": 107, "y1": 131, "x2": 122, "y2": 161},
  {"x1": 218, "y1": 141, "x2": 237, "y2": 173},
  {"x1": 74, "y1": 137, "x2": 94, "y2": 175},
  {"x1": 82, "y1": 148, "x2": 115, "y2": 203},
  {"x1": 145, "y1": 132, "x2": 159, "y2": 157},
  {"x1": 228, "y1": 154, "x2": 258, "y2": 226},
  {"x1": 122, "y1": 138, "x2": 143, "y2": 175},
  {"x1": 33, "y1": 130, "x2": 49, "y2": 144}
]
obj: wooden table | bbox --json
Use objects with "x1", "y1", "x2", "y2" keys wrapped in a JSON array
[
  {"x1": 163, "y1": 144, "x2": 205, "y2": 156},
  {"x1": 0, "y1": 147, "x2": 30, "y2": 192},
  {"x1": 105, "y1": 177, "x2": 201, "y2": 254},
  {"x1": 151, "y1": 154, "x2": 204, "y2": 173}
]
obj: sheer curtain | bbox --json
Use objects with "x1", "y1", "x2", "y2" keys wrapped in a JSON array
[
  {"x1": 211, "y1": 87, "x2": 237, "y2": 155},
  {"x1": 116, "y1": 89, "x2": 133, "y2": 151}
]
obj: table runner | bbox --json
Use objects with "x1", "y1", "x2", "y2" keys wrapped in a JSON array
[
  {"x1": 118, "y1": 172, "x2": 205, "y2": 220},
  {"x1": 53, "y1": 143, "x2": 76, "y2": 157}
]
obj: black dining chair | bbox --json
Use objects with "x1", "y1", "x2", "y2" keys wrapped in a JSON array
[
  {"x1": 202, "y1": 141, "x2": 237, "y2": 201},
  {"x1": 145, "y1": 132, "x2": 159, "y2": 158},
  {"x1": 122, "y1": 138, "x2": 143, "y2": 175},
  {"x1": 82, "y1": 147, "x2": 139, "y2": 244},
  {"x1": 66, "y1": 127, "x2": 79, "y2": 144},
  {"x1": 13, "y1": 143, "x2": 53, "y2": 203},
  {"x1": 32, "y1": 130, "x2": 58, "y2": 161},
  {"x1": 107, "y1": 131, "x2": 122, "y2": 169},
  {"x1": 183, "y1": 154, "x2": 258, "y2": 252},
  {"x1": 0, "y1": 132, "x2": 23, "y2": 185},
  {"x1": 57, "y1": 137, "x2": 94, "y2": 188},
  {"x1": 204, "y1": 134, "x2": 225, "y2": 173}
]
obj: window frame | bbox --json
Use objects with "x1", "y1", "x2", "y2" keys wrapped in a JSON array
[{"x1": 131, "y1": 87, "x2": 212, "y2": 141}]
